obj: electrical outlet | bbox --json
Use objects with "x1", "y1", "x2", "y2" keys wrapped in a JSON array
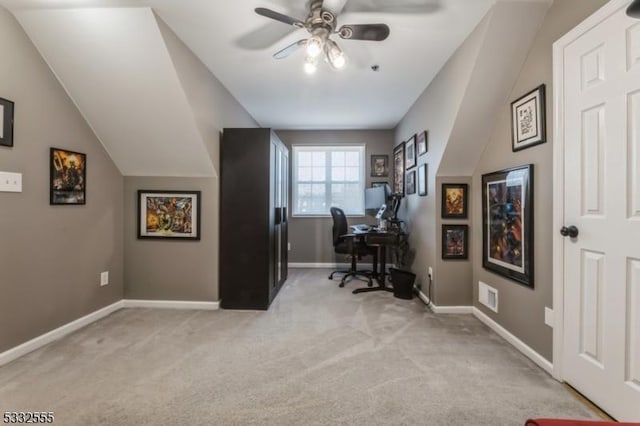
[
  {"x1": 287, "y1": 242, "x2": 291, "y2": 251},
  {"x1": 100, "y1": 271, "x2": 109, "y2": 286},
  {"x1": 545, "y1": 307, "x2": 554, "y2": 327},
  {"x1": 428, "y1": 267, "x2": 433, "y2": 279}
]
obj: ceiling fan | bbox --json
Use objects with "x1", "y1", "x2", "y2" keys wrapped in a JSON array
[{"x1": 255, "y1": 0, "x2": 390, "y2": 73}]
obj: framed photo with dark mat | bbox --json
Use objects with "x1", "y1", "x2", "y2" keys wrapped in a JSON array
[
  {"x1": 441, "y1": 183, "x2": 468, "y2": 219},
  {"x1": 406, "y1": 170, "x2": 416, "y2": 195},
  {"x1": 482, "y1": 164, "x2": 533, "y2": 287},
  {"x1": 442, "y1": 224, "x2": 468, "y2": 260},
  {"x1": 393, "y1": 142, "x2": 405, "y2": 196},
  {"x1": 0, "y1": 97, "x2": 15, "y2": 148},
  {"x1": 50, "y1": 148, "x2": 86, "y2": 205},
  {"x1": 370, "y1": 154, "x2": 389, "y2": 177},
  {"x1": 511, "y1": 85, "x2": 546, "y2": 152},
  {"x1": 405, "y1": 134, "x2": 416, "y2": 170},
  {"x1": 417, "y1": 130, "x2": 428, "y2": 156}
]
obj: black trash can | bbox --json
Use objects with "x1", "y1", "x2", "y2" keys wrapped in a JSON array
[{"x1": 389, "y1": 268, "x2": 416, "y2": 300}]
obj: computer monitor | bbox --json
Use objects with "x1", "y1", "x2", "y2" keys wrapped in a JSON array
[{"x1": 365, "y1": 185, "x2": 386, "y2": 210}]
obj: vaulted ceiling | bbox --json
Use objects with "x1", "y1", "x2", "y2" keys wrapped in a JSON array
[{"x1": 0, "y1": 0, "x2": 546, "y2": 176}]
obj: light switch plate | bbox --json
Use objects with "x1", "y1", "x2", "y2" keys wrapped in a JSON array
[
  {"x1": 544, "y1": 307, "x2": 554, "y2": 328},
  {"x1": 0, "y1": 171, "x2": 22, "y2": 192}
]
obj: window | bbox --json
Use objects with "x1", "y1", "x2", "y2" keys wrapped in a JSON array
[{"x1": 292, "y1": 145, "x2": 365, "y2": 216}]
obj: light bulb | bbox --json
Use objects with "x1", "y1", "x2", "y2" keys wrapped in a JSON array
[
  {"x1": 306, "y1": 36, "x2": 323, "y2": 58},
  {"x1": 304, "y1": 57, "x2": 317, "y2": 75},
  {"x1": 326, "y1": 39, "x2": 347, "y2": 70}
]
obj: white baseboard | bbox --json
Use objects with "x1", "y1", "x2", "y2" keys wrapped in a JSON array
[
  {"x1": 0, "y1": 300, "x2": 124, "y2": 367},
  {"x1": 289, "y1": 263, "x2": 374, "y2": 269},
  {"x1": 417, "y1": 290, "x2": 474, "y2": 314},
  {"x1": 122, "y1": 299, "x2": 220, "y2": 310},
  {"x1": 472, "y1": 307, "x2": 553, "y2": 375}
]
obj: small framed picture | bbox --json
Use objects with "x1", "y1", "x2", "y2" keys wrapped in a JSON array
[
  {"x1": 138, "y1": 190, "x2": 201, "y2": 240},
  {"x1": 418, "y1": 164, "x2": 427, "y2": 196},
  {"x1": 370, "y1": 154, "x2": 389, "y2": 177},
  {"x1": 50, "y1": 148, "x2": 86, "y2": 205},
  {"x1": 442, "y1": 224, "x2": 468, "y2": 260},
  {"x1": 406, "y1": 170, "x2": 416, "y2": 195},
  {"x1": 417, "y1": 131, "x2": 428, "y2": 156},
  {"x1": 441, "y1": 183, "x2": 468, "y2": 219},
  {"x1": 405, "y1": 134, "x2": 416, "y2": 170},
  {"x1": 0, "y1": 97, "x2": 15, "y2": 148},
  {"x1": 511, "y1": 84, "x2": 546, "y2": 152},
  {"x1": 393, "y1": 142, "x2": 405, "y2": 196},
  {"x1": 372, "y1": 181, "x2": 388, "y2": 188}
]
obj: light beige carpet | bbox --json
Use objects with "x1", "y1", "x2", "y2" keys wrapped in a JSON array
[{"x1": 0, "y1": 269, "x2": 599, "y2": 425}]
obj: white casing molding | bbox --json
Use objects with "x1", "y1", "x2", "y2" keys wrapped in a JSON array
[
  {"x1": 473, "y1": 307, "x2": 553, "y2": 375},
  {"x1": 0, "y1": 300, "x2": 125, "y2": 367},
  {"x1": 551, "y1": 0, "x2": 626, "y2": 382}
]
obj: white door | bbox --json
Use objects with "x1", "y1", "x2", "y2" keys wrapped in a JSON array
[{"x1": 562, "y1": 3, "x2": 640, "y2": 421}]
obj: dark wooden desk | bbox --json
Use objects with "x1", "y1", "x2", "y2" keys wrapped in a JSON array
[{"x1": 351, "y1": 229, "x2": 403, "y2": 294}]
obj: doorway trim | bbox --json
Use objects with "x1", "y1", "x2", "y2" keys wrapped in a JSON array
[{"x1": 551, "y1": 0, "x2": 630, "y2": 381}]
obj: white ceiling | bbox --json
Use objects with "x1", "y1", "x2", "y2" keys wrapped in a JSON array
[{"x1": 1, "y1": 0, "x2": 498, "y2": 130}]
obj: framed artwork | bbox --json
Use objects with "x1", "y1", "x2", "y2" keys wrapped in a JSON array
[
  {"x1": 138, "y1": 190, "x2": 201, "y2": 240},
  {"x1": 50, "y1": 148, "x2": 86, "y2": 205},
  {"x1": 0, "y1": 97, "x2": 15, "y2": 147},
  {"x1": 393, "y1": 142, "x2": 405, "y2": 196},
  {"x1": 511, "y1": 84, "x2": 546, "y2": 152},
  {"x1": 417, "y1": 130, "x2": 428, "y2": 156},
  {"x1": 372, "y1": 181, "x2": 388, "y2": 188},
  {"x1": 370, "y1": 154, "x2": 389, "y2": 177},
  {"x1": 441, "y1": 183, "x2": 468, "y2": 219},
  {"x1": 442, "y1": 224, "x2": 468, "y2": 260},
  {"x1": 406, "y1": 170, "x2": 416, "y2": 195},
  {"x1": 482, "y1": 164, "x2": 534, "y2": 287},
  {"x1": 418, "y1": 164, "x2": 427, "y2": 196},
  {"x1": 405, "y1": 134, "x2": 416, "y2": 170}
]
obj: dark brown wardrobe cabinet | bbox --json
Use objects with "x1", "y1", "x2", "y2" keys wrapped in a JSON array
[{"x1": 220, "y1": 128, "x2": 289, "y2": 310}]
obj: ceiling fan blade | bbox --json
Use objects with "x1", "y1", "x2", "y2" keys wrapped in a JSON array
[
  {"x1": 628, "y1": 0, "x2": 640, "y2": 18},
  {"x1": 273, "y1": 39, "x2": 307, "y2": 59},
  {"x1": 338, "y1": 24, "x2": 390, "y2": 41},
  {"x1": 255, "y1": 7, "x2": 305, "y2": 28}
]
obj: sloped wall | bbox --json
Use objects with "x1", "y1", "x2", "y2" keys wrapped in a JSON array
[
  {"x1": 0, "y1": 7, "x2": 123, "y2": 352},
  {"x1": 123, "y1": 16, "x2": 257, "y2": 301},
  {"x1": 471, "y1": 0, "x2": 607, "y2": 362}
]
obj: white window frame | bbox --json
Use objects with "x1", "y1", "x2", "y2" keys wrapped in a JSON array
[{"x1": 292, "y1": 144, "x2": 366, "y2": 217}]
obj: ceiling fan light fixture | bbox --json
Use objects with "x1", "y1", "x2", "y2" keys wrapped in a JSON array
[
  {"x1": 304, "y1": 56, "x2": 318, "y2": 75},
  {"x1": 326, "y1": 39, "x2": 346, "y2": 69},
  {"x1": 306, "y1": 35, "x2": 324, "y2": 58}
]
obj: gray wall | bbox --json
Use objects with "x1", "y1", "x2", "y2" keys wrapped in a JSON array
[
  {"x1": 276, "y1": 129, "x2": 395, "y2": 264},
  {"x1": 0, "y1": 8, "x2": 124, "y2": 352},
  {"x1": 123, "y1": 16, "x2": 257, "y2": 302},
  {"x1": 434, "y1": 176, "x2": 473, "y2": 305},
  {"x1": 393, "y1": 16, "x2": 488, "y2": 302},
  {"x1": 471, "y1": 0, "x2": 607, "y2": 362}
]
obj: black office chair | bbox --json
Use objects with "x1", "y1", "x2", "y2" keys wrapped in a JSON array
[{"x1": 328, "y1": 207, "x2": 377, "y2": 287}]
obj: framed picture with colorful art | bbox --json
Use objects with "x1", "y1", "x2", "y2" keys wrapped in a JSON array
[
  {"x1": 393, "y1": 142, "x2": 405, "y2": 196},
  {"x1": 138, "y1": 190, "x2": 201, "y2": 240},
  {"x1": 482, "y1": 164, "x2": 533, "y2": 287},
  {"x1": 441, "y1": 183, "x2": 468, "y2": 219},
  {"x1": 442, "y1": 224, "x2": 468, "y2": 260},
  {"x1": 50, "y1": 148, "x2": 86, "y2": 205}
]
